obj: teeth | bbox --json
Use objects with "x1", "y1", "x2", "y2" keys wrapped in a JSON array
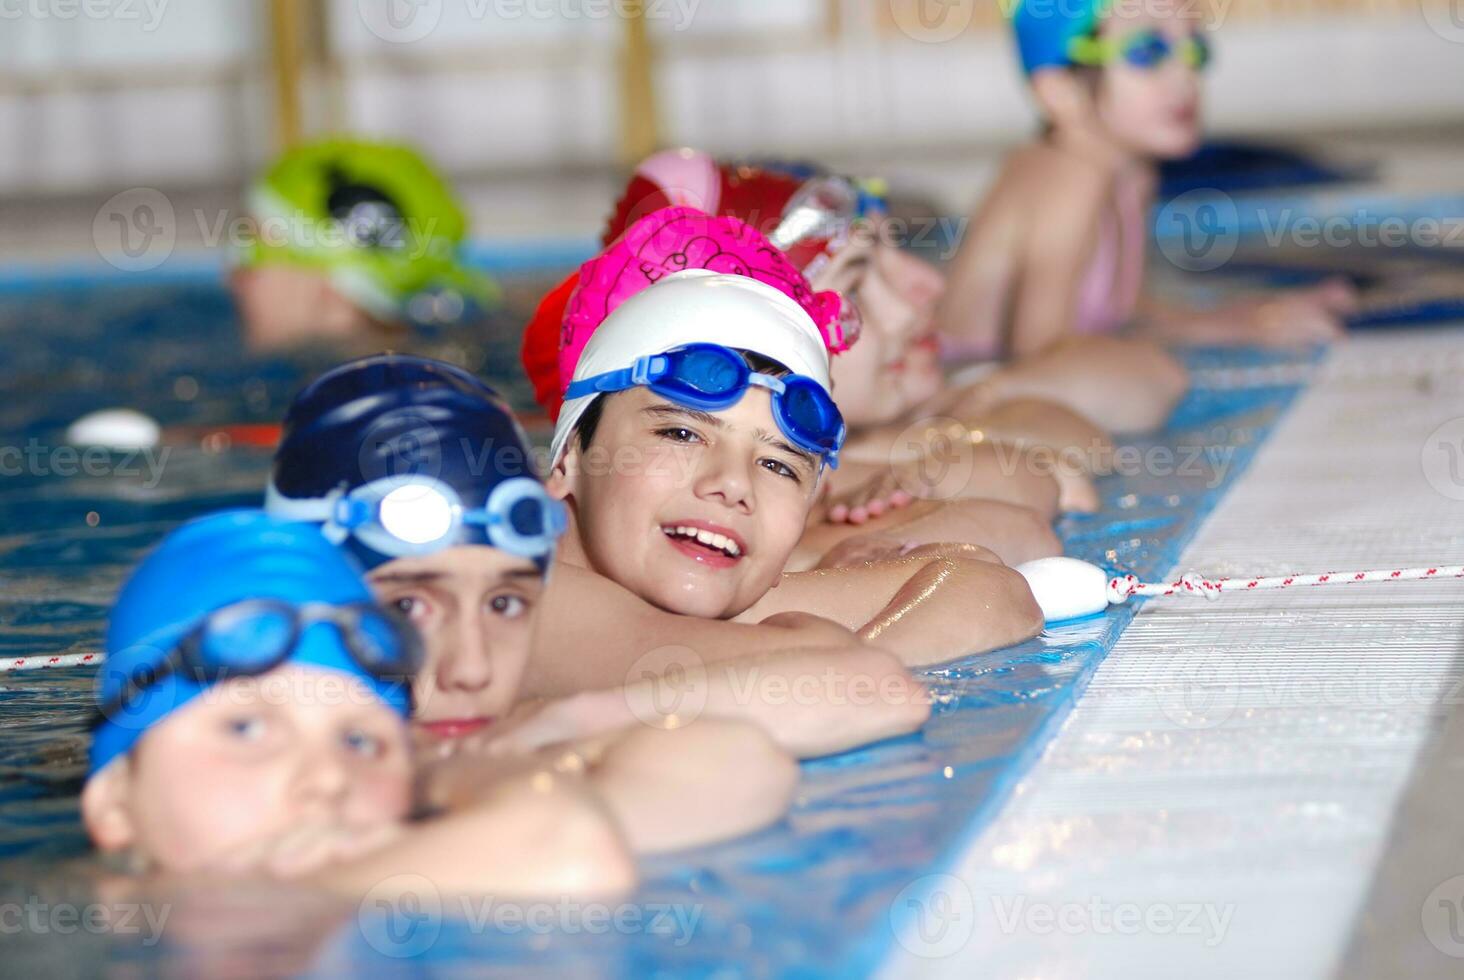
[{"x1": 664, "y1": 525, "x2": 741, "y2": 558}]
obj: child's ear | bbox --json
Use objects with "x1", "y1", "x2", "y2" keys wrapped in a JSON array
[
  {"x1": 545, "y1": 447, "x2": 576, "y2": 500},
  {"x1": 80, "y1": 760, "x2": 137, "y2": 853},
  {"x1": 1030, "y1": 68, "x2": 1094, "y2": 130}
]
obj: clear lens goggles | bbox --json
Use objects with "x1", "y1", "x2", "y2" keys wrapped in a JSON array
[{"x1": 266, "y1": 475, "x2": 568, "y2": 560}]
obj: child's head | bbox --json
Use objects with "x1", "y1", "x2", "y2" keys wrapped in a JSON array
[
  {"x1": 549, "y1": 270, "x2": 844, "y2": 619},
  {"x1": 82, "y1": 511, "x2": 417, "y2": 874},
  {"x1": 231, "y1": 138, "x2": 498, "y2": 349},
  {"x1": 268, "y1": 355, "x2": 566, "y2": 738},
  {"x1": 808, "y1": 231, "x2": 946, "y2": 427},
  {"x1": 591, "y1": 151, "x2": 947, "y2": 428},
  {"x1": 1013, "y1": 0, "x2": 1208, "y2": 160}
]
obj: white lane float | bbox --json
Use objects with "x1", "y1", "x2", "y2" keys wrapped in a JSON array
[{"x1": 1016, "y1": 557, "x2": 1464, "y2": 626}]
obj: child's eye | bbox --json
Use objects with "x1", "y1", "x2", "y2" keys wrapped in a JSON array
[
  {"x1": 391, "y1": 595, "x2": 427, "y2": 621},
  {"x1": 654, "y1": 426, "x2": 702, "y2": 445},
  {"x1": 342, "y1": 728, "x2": 385, "y2": 758},
  {"x1": 224, "y1": 716, "x2": 267, "y2": 742},
  {"x1": 760, "y1": 458, "x2": 801, "y2": 483},
  {"x1": 489, "y1": 594, "x2": 528, "y2": 618}
]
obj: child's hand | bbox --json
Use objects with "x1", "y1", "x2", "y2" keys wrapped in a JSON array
[
  {"x1": 1232, "y1": 278, "x2": 1358, "y2": 347},
  {"x1": 815, "y1": 534, "x2": 918, "y2": 568},
  {"x1": 221, "y1": 820, "x2": 402, "y2": 879},
  {"x1": 825, "y1": 467, "x2": 916, "y2": 524}
]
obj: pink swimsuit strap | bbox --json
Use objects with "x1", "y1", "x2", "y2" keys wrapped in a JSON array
[{"x1": 1072, "y1": 176, "x2": 1146, "y2": 337}]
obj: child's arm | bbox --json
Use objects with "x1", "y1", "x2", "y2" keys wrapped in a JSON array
[
  {"x1": 1135, "y1": 279, "x2": 1356, "y2": 347},
  {"x1": 935, "y1": 167, "x2": 1022, "y2": 359},
  {"x1": 419, "y1": 720, "x2": 799, "y2": 855},
  {"x1": 483, "y1": 641, "x2": 930, "y2": 760},
  {"x1": 523, "y1": 563, "x2": 869, "y2": 698},
  {"x1": 316, "y1": 770, "x2": 637, "y2": 899},
  {"x1": 736, "y1": 553, "x2": 1044, "y2": 666},
  {"x1": 584, "y1": 721, "x2": 798, "y2": 854},
  {"x1": 791, "y1": 497, "x2": 1060, "y2": 571},
  {"x1": 974, "y1": 335, "x2": 1189, "y2": 436}
]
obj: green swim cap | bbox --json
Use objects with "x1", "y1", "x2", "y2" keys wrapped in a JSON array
[{"x1": 240, "y1": 137, "x2": 498, "y2": 325}]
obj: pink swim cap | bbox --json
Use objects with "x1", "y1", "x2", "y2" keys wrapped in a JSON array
[{"x1": 555, "y1": 206, "x2": 849, "y2": 400}]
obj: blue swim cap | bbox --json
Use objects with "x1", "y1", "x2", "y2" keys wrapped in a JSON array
[
  {"x1": 90, "y1": 510, "x2": 412, "y2": 776},
  {"x1": 1011, "y1": 0, "x2": 1109, "y2": 75},
  {"x1": 268, "y1": 354, "x2": 548, "y2": 570}
]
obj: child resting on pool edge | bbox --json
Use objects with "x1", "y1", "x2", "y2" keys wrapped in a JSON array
[
  {"x1": 264, "y1": 353, "x2": 931, "y2": 762},
  {"x1": 937, "y1": 0, "x2": 1358, "y2": 360},
  {"x1": 80, "y1": 511, "x2": 799, "y2": 890},
  {"x1": 537, "y1": 268, "x2": 1043, "y2": 690},
  {"x1": 579, "y1": 152, "x2": 1189, "y2": 528},
  {"x1": 522, "y1": 204, "x2": 1070, "y2": 567}
]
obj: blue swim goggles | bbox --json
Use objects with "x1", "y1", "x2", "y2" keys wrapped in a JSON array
[
  {"x1": 266, "y1": 475, "x2": 568, "y2": 560},
  {"x1": 97, "y1": 599, "x2": 420, "y2": 722},
  {"x1": 564, "y1": 343, "x2": 846, "y2": 468}
]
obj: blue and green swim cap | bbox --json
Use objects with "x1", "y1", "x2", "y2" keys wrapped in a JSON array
[
  {"x1": 90, "y1": 510, "x2": 412, "y2": 776},
  {"x1": 1010, "y1": 0, "x2": 1109, "y2": 75},
  {"x1": 238, "y1": 137, "x2": 499, "y2": 326}
]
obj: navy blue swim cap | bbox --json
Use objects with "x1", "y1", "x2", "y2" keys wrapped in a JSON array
[
  {"x1": 90, "y1": 510, "x2": 412, "y2": 776},
  {"x1": 268, "y1": 354, "x2": 554, "y2": 570}
]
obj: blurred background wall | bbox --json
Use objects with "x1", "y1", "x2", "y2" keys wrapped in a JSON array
[{"x1": 3, "y1": 0, "x2": 1463, "y2": 247}]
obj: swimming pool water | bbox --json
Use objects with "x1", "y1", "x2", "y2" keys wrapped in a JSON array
[{"x1": 0, "y1": 278, "x2": 1314, "y2": 977}]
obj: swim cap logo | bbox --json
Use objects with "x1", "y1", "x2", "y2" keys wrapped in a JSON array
[
  {"x1": 1155, "y1": 189, "x2": 1240, "y2": 273},
  {"x1": 888, "y1": 0, "x2": 977, "y2": 44},
  {"x1": 358, "y1": 874, "x2": 443, "y2": 957},
  {"x1": 358, "y1": 0, "x2": 442, "y2": 44},
  {"x1": 93, "y1": 188, "x2": 176, "y2": 273},
  {"x1": 889, "y1": 873, "x2": 976, "y2": 958}
]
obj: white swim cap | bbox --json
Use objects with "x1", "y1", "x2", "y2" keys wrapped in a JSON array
[{"x1": 549, "y1": 269, "x2": 834, "y2": 467}]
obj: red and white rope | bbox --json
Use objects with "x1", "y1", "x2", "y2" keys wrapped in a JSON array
[
  {"x1": 1, "y1": 652, "x2": 102, "y2": 673},
  {"x1": 1108, "y1": 565, "x2": 1464, "y2": 605}
]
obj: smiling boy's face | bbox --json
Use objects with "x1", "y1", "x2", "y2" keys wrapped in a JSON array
[
  {"x1": 368, "y1": 545, "x2": 546, "y2": 741},
  {"x1": 1093, "y1": 1, "x2": 1206, "y2": 160},
  {"x1": 553, "y1": 386, "x2": 820, "y2": 620},
  {"x1": 82, "y1": 665, "x2": 411, "y2": 874}
]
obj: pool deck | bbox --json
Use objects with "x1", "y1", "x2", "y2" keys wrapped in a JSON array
[{"x1": 882, "y1": 327, "x2": 1464, "y2": 979}]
